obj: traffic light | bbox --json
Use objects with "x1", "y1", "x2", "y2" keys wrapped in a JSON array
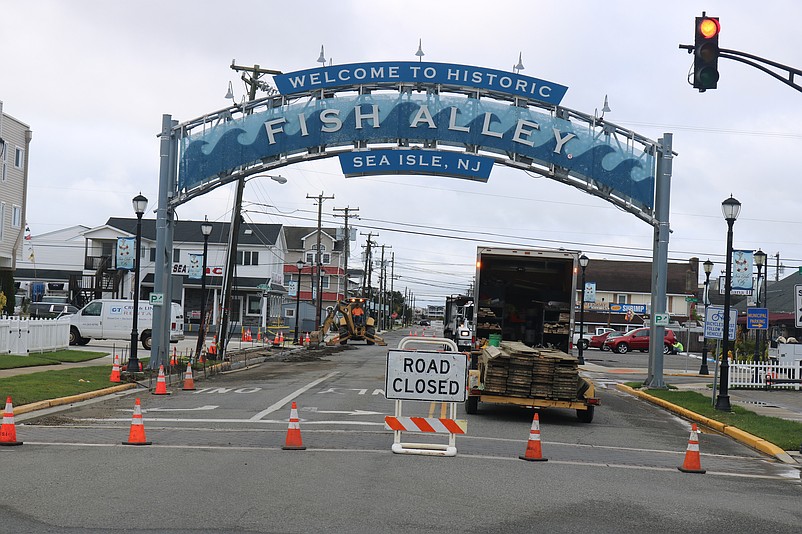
[{"x1": 693, "y1": 15, "x2": 721, "y2": 91}]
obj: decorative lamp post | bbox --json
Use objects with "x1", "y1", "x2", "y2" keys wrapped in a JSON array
[
  {"x1": 716, "y1": 196, "x2": 741, "y2": 412},
  {"x1": 293, "y1": 260, "x2": 305, "y2": 344},
  {"x1": 195, "y1": 218, "x2": 213, "y2": 360},
  {"x1": 699, "y1": 259, "x2": 714, "y2": 375},
  {"x1": 753, "y1": 249, "x2": 767, "y2": 361},
  {"x1": 578, "y1": 254, "x2": 589, "y2": 365},
  {"x1": 128, "y1": 193, "x2": 148, "y2": 373}
]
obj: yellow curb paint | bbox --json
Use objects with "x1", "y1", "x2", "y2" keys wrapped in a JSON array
[{"x1": 12, "y1": 383, "x2": 138, "y2": 416}]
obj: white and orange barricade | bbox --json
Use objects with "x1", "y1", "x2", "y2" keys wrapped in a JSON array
[{"x1": 384, "y1": 336, "x2": 468, "y2": 457}]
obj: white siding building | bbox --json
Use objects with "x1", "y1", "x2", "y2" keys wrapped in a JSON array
[{"x1": 0, "y1": 101, "x2": 32, "y2": 313}]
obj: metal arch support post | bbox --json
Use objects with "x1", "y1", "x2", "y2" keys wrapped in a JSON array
[
  {"x1": 644, "y1": 133, "x2": 673, "y2": 389},
  {"x1": 152, "y1": 114, "x2": 177, "y2": 370}
]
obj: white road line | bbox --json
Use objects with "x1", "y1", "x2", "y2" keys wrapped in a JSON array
[
  {"x1": 17, "y1": 442, "x2": 798, "y2": 481},
  {"x1": 249, "y1": 371, "x2": 340, "y2": 421}
]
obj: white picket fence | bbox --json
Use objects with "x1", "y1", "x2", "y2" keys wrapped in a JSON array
[
  {"x1": 728, "y1": 359, "x2": 802, "y2": 390},
  {"x1": 0, "y1": 316, "x2": 71, "y2": 355}
]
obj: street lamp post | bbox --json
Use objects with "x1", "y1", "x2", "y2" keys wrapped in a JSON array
[
  {"x1": 578, "y1": 254, "x2": 589, "y2": 365},
  {"x1": 128, "y1": 193, "x2": 148, "y2": 373},
  {"x1": 753, "y1": 249, "x2": 767, "y2": 361},
  {"x1": 699, "y1": 259, "x2": 714, "y2": 375},
  {"x1": 195, "y1": 219, "x2": 213, "y2": 360},
  {"x1": 716, "y1": 196, "x2": 741, "y2": 412},
  {"x1": 293, "y1": 260, "x2": 305, "y2": 344}
]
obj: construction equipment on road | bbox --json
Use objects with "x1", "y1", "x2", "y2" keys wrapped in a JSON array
[{"x1": 319, "y1": 297, "x2": 386, "y2": 346}]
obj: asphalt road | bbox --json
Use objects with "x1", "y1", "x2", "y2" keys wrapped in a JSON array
[{"x1": 3, "y1": 327, "x2": 800, "y2": 533}]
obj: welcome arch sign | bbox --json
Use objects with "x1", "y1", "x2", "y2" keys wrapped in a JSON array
[{"x1": 151, "y1": 59, "x2": 674, "y2": 387}]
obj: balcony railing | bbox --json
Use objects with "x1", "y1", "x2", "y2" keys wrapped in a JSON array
[{"x1": 84, "y1": 254, "x2": 114, "y2": 271}]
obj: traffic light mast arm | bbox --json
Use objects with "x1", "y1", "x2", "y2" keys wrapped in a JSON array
[{"x1": 680, "y1": 44, "x2": 802, "y2": 93}]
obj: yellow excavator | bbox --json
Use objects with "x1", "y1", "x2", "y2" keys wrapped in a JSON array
[{"x1": 320, "y1": 297, "x2": 386, "y2": 346}]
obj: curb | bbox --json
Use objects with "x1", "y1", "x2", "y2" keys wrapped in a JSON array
[
  {"x1": 616, "y1": 384, "x2": 797, "y2": 465},
  {"x1": 12, "y1": 383, "x2": 138, "y2": 416}
]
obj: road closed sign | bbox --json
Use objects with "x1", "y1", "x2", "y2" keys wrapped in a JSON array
[{"x1": 385, "y1": 350, "x2": 468, "y2": 402}]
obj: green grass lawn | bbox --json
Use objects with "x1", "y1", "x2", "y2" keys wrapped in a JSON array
[
  {"x1": 0, "y1": 350, "x2": 107, "y2": 370},
  {"x1": 637, "y1": 387, "x2": 802, "y2": 451},
  {"x1": 0, "y1": 366, "x2": 117, "y2": 406}
]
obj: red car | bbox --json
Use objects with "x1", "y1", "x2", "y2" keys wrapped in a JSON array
[
  {"x1": 603, "y1": 327, "x2": 677, "y2": 354},
  {"x1": 590, "y1": 330, "x2": 621, "y2": 350}
]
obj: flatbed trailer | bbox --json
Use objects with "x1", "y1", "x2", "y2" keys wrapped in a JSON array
[{"x1": 466, "y1": 342, "x2": 599, "y2": 422}]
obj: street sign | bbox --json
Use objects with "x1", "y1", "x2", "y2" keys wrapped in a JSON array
[
  {"x1": 746, "y1": 308, "x2": 768, "y2": 330},
  {"x1": 385, "y1": 350, "x2": 467, "y2": 402},
  {"x1": 704, "y1": 305, "x2": 737, "y2": 340},
  {"x1": 685, "y1": 296, "x2": 698, "y2": 303},
  {"x1": 149, "y1": 293, "x2": 164, "y2": 306},
  {"x1": 795, "y1": 285, "x2": 802, "y2": 328},
  {"x1": 653, "y1": 313, "x2": 670, "y2": 326}
]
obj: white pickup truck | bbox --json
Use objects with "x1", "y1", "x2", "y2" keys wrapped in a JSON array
[{"x1": 573, "y1": 327, "x2": 615, "y2": 350}]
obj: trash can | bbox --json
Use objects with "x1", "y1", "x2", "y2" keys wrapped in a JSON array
[{"x1": 488, "y1": 333, "x2": 502, "y2": 347}]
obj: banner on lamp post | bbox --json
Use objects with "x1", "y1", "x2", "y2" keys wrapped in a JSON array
[
  {"x1": 116, "y1": 237, "x2": 135, "y2": 271},
  {"x1": 731, "y1": 250, "x2": 754, "y2": 291}
]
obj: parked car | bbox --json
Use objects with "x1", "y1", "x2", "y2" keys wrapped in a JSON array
[
  {"x1": 574, "y1": 327, "x2": 615, "y2": 350},
  {"x1": 590, "y1": 330, "x2": 622, "y2": 350},
  {"x1": 419, "y1": 320, "x2": 431, "y2": 326},
  {"x1": 28, "y1": 302, "x2": 79, "y2": 319},
  {"x1": 603, "y1": 327, "x2": 677, "y2": 354}
]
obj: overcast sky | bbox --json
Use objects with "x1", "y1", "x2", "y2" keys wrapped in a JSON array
[{"x1": 2, "y1": 0, "x2": 801, "y2": 306}]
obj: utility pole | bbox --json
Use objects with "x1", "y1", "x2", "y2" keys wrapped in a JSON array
[
  {"x1": 361, "y1": 232, "x2": 376, "y2": 301},
  {"x1": 307, "y1": 192, "x2": 334, "y2": 332},
  {"x1": 333, "y1": 206, "x2": 359, "y2": 299},
  {"x1": 216, "y1": 62, "x2": 280, "y2": 359},
  {"x1": 389, "y1": 252, "x2": 395, "y2": 331},
  {"x1": 378, "y1": 245, "x2": 392, "y2": 331}
]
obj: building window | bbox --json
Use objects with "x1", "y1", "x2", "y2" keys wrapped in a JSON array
[
  {"x1": 14, "y1": 147, "x2": 24, "y2": 168},
  {"x1": 0, "y1": 203, "x2": 5, "y2": 239},
  {"x1": 616, "y1": 294, "x2": 627, "y2": 304},
  {"x1": 285, "y1": 308, "x2": 295, "y2": 318},
  {"x1": 173, "y1": 248, "x2": 181, "y2": 263},
  {"x1": 322, "y1": 275, "x2": 330, "y2": 289},
  {"x1": 246, "y1": 294, "x2": 262, "y2": 316},
  {"x1": 305, "y1": 247, "x2": 330, "y2": 265},
  {"x1": 236, "y1": 251, "x2": 259, "y2": 266},
  {"x1": 11, "y1": 205, "x2": 21, "y2": 228},
  {"x1": 150, "y1": 247, "x2": 156, "y2": 262}
]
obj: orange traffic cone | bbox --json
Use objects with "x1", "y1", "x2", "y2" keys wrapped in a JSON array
[
  {"x1": 1, "y1": 396, "x2": 22, "y2": 446},
  {"x1": 279, "y1": 331, "x2": 285, "y2": 345},
  {"x1": 282, "y1": 401, "x2": 306, "y2": 450},
  {"x1": 304, "y1": 332, "x2": 311, "y2": 345},
  {"x1": 208, "y1": 336, "x2": 217, "y2": 357},
  {"x1": 153, "y1": 365, "x2": 171, "y2": 395},
  {"x1": 519, "y1": 412, "x2": 547, "y2": 461},
  {"x1": 678, "y1": 423, "x2": 706, "y2": 473},
  {"x1": 170, "y1": 347, "x2": 178, "y2": 367},
  {"x1": 182, "y1": 363, "x2": 196, "y2": 391},
  {"x1": 257, "y1": 329, "x2": 262, "y2": 342},
  {"x1": 273, "y1": 332, "x2": 280, "y2": 346},
  {"x1": 109, "y1": 354, "x2": 122, "y2": 383},
  {"x1": 122, "y1": 398, "x2": 152, "y2": 446}
]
